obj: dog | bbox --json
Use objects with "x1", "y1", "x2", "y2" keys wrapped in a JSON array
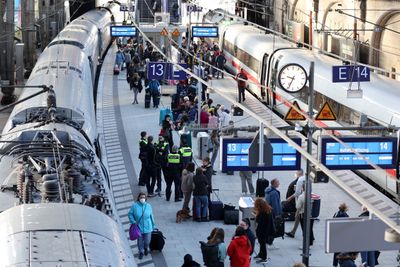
[{"x1": 176, "y1": 208, "x2": 191, "y2": 223}]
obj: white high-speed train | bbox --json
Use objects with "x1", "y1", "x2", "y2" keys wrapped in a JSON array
[
  {"x1": 204, "y1": 11, "x2": 400, "y2": 198},
  {"x1": 0, "y1": 2, "x2": 137, "y2": 266}
]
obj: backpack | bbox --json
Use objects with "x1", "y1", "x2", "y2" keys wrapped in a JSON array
[
  {"x1": 149, "y1": 80, "x2": 159, "y2": 93},
  {"x1": 199, "y1": 241, "x2": 219, "y2": 267}
]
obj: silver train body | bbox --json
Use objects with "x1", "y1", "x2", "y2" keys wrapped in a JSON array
[
  {"x1": 209, "y1": 15, "x2": 400, "y2": 197},
  {"x1": 0, "y1": 2, "x2": 137, "y2": 266}
]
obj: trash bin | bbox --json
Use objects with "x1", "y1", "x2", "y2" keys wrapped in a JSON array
[
  {"x1": 239, "y1": 197, "x2": 256, "y2": 233},
  {"x1": 197, "y1": 132, "x2": 209, "y2": 160}
]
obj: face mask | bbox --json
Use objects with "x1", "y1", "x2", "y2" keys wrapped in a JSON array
[{"x1": 139, "y1": 198, "x2": 146, "y2": 204}]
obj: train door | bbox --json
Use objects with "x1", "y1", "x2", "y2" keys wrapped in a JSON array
[
  {"x1": 260, "y1": 53, "x2": 269, "y2": 103},
  {"x1": 267, "y1": 57, "x2": 280, "y2": 107}
]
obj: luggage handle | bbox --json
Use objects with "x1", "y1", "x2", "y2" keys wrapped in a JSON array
[{"x1": 211, "y1": 189, "x2": 221, "y2": 202}]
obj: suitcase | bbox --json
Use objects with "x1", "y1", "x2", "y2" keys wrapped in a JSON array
[
  {"x1": 224, "y1": 209, "x2": 239, "y2": 225},
  {"x1": 144, "y1": 89, "x2": 151, "y2": 108},
  {"x1": 159, "y1": 107, "x2": 173, "y2": 125},
  {"x1": 233, "y1": 106, "x2": 243, "y2": 116},
  {"x1": 209, "y1": 201, "x2": 224, "y2": 220},
  {"x1": 256, "y1": 178, "x2": 269, "y2": 197},
  {"x1": 311, "y1": 193, "x2": 321, "y2": 218},
  {"x1": 149, "y1": 229, "x2": 165, "y2": 251},
  {"x1": 273, "y1": 216, "x2": 285, "y2": 238},
  {"x1": 113, "y1": 64, "x2": 120, "y2": 75}
]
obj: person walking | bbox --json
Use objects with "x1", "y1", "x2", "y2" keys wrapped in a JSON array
[
  {"x1": 253, "y1": 198, "x2": 275, "y2": 264},
  {"x1": 239, "y1": 171, "x2": 254, "y2": 196},
  {"x1": 130, "y1": 72, "x2": 142, "y2": 104},
  {"x1": 235, "y1": 68, "x2": 248, "y2": 103},
  {"x1": 285, "y1": 169, "x2": 306, "y2": 238},
  {"x1": 227, "y1": 226, "x2": 252, "y2": 267},
  {"x1": 145, "y1": 136, "x2": 157, "y2": 197},
  {"x1": 208, "y1": 228, "x2": 227, "y2": 267},
  {"x1": 115, "y1": 49, "x2": 125, "y2": 70},
  {"x1": 192, "y1": 167, "x2": 209, "y2": 222},
  {"x1": 128, "y1": 192, "x2": 156, "y2": 260},
  {"x1": 215, "y1": 52, "x2": 226, "y2": 79},
  {"x1": 265, "y1": 178, "x2": 282, "y2": 218},
  {"x1": 333, "y1": 203, "x2": 350, "y2": 267},
  {"x1": 165, "y1": 145, "x2": 182, "y2": 202},
  {"x1": 181, "y1": 162, "x2": 195, "y2": 212}
]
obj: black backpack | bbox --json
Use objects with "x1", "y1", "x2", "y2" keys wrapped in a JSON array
[{"x1": 199, "y1": 241, "x2": 219, "y2": 267}]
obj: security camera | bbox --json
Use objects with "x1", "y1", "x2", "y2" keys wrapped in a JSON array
[{"x1": 294, "y1": 123, "x2": 303, "y2": 132}]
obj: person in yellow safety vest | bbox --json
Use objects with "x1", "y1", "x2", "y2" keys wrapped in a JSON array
[
  {"x1": 138, "y1": 131, "x2": 148, "y2": 186},
  {"x1": 154, "y1": 135, "x2": 169, "y2": 194},
  {"x1": 179, "y1": 139, "x2": 193, "y2": 169},
  {"x1": 166, "y1": 145, "x2": 182, "y2": 202}
]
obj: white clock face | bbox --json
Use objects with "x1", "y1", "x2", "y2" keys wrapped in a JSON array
[{"x1": 278, "y1": 64, "x2": 307, "y2": 93}]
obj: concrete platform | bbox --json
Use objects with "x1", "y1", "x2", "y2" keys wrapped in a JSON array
[{"x1": 98, "y1": 45, "x2": 398, "y2": 267}]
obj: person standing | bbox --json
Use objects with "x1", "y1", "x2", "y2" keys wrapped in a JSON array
[
  {"x1": 161, "y1": 114, "x2": 175, "y2": 150},
  {"x1": 239, "y1": 171, "x2": 255, "y2": 196},
  {"x1": 297, "y1": 184, "x2": 315, "y2": 247},
  {"x1": 179, "y1": 139, "x2": 193, "y2": 169},
  {"x1": 333, "y1": 203, "x2": 350, "y2": 267},
  {"x1": 265, "y1": 178, "x2": 282, "y2": 218},
  {"x1": 359, "y1": 206, "x2": 378, "y2": 267},
  {"x1": 166, "y1": 145, "x2": 182, "y2": 202},
  {"x1": 285, "y1": 169, "x2": 305, "y2": 238},
  {"x1": 209, "y1": 130, "x2": 220, "y2": 173},
  {"x1": 208, "y1": 228, "x2": 227, "y2": 267},
  {"x1": 227, "y1": 226, "x2": 252, "y2": 267},
  {"x1": 235, "y1": 68, "x2": 248, "y2": 103},
  {"x1": 253, "y1": 198, "x2": 274, "y2": 264},
  {"x1": 145, "y1": 136, "x2": 157, "y2": 197},
  {"x1": 202, "y1": 157, "x2": 213, "y2": 201},
  {"x1": 138, "y1": 131, "x2": 148, "y2": 187},
  {"x1": 130, "y1": 72, "x2": 142, "y2": 104},
  {"x1": 148, "y1": 79, "x2": 160, "y2": 108},
  {"x1": 154, "y1": 135, "x2": 169, "y2": 194},
  {"x1": 128, "y1": 192, "x2": 156, "y2": 260},
  {"x1": 215, "y1": 52, "x2": 226, "y2": 79},
  {"x1": 192, "y1": 167, "x2": 209, "y2": 222},
  {"x1": 181, "y1": 162, "x2": 195, "y2": 212},
  {"x1": 239, "y1": 218, "x2": 256, "y2": 256}
]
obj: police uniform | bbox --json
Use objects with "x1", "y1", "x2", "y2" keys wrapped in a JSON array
[
  {"x1": 154, "y1": 141, "x2": 169, "y2": 192},
  {"x1": 179, "y1": 146, "x2": 193, "y2": 169},
  {"x1": 138, "y1": 138, "x2": 148, "y2": 186},
  {"x1": 165, "y1": 153, "x2": 182, "y2": 201}
]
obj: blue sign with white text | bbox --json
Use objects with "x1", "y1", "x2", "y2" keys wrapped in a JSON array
[
  {"x1": 320, "y1": 136, "x2": 397, "y2": 170},
  {"x1": 110, "y1": 26, "x2": 137, "y2": 37},
  {"x1": 332, "y1": 65, "x2": 370, "y2": 83},
  {"x1": 222, "y1": 138, "x2": 301, "y2": 171},
  {"x1": 147, "y1": 62, "x2": 188, "y2": 80},
  {"x1": 192, "y1": 26, "x2": 219, "y2": 38}
]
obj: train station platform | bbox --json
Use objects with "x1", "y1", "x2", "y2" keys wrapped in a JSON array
[{"x1": 96, "y1": 44, "x2": 398, "y2": 266}]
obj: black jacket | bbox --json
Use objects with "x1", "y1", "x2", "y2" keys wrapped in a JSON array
[
  {"x1": 193, "y1": 174, "x2": 209, "y2": 196},
  {"x1": 146, "y1": 143, "x2": 156, "y2": 167},
  {"x1": 181, "y1": 260, "x2": 201, "y2": 267},
  {"x1": 255, "y1": 212, "x2": 274, "y2": 240},
  {"x1": 245, "y1": 228, "x2": 256, "y2": 255},
  {"x1": 202, "y1": 164, "x2": 213, "y2": 191}
]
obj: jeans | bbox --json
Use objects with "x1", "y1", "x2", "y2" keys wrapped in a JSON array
[
  {"x1": 132, "y1": 87, "x2": 139, "y2": 104},
  {"x1": 137, "y1": 232, "x2": 151, "y2": 254},
  {"x1": 238, "y1": 87, "x2": 245, "y2": 102},
  {"x1": 239, "y1": 171, "x2": 254, "y2": 194},
  {"x1": 299, "y1": 214, "x2": 315, "y2": 246},
  {"x1": 194, "y1": 195, "x2": 208, "y2": 218},
  {"x1": 288, "y1": 209, "x2": 300, "y2": 235},
  {"x1": 361, "y1": 251, "x2": 376, "y2": 267}
]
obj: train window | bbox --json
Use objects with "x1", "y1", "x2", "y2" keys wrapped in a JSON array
[
  {"x1": 223, "y1": 39, "x2": 259, "y2": 73},
  {"x1": 48, "y1": 40, "x2": 84, "y2": 50}
]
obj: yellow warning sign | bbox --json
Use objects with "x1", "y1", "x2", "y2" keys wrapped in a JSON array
[
  {"x1": 160, "y1": 27, "x2": 169, "y2": 36},
  {"x1": 315, "y1": 101, "x2": 337, "y2": 121},
  {"x1": 171, "y1": 28, "x2": 180, "y2": 37},
  {"x1": 284, "y1": 101, "x2": 306, "y2": 121}
]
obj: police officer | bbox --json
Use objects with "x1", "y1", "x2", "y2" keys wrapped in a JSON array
[
  {"x1": 138, "y1": 131, "x2": 148, "y2": 186},
  {"x1": 154, "y1": 135, "x2": 169, "y2": 194},
  {"x1": 165, "y1": 145, "x2": 182, "y2": 202},
  {"x1": 179, "y1": 139, "x2": 193, "y2": 169}
]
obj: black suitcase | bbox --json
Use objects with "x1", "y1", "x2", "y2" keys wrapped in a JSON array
[
  {"x1": 149, "y1": 229, "x2": 165, "y2": 251},
  {"x1": 311, "y1": 194, "x2": 321, "y2": 218},
  {"x1": 224, "y1": 209, "x2": 239, "y2": 225},
  {"x1": 256, "y1": 178, "x2": 269, "y2": 197},
  {"x1": 144, "y1": 90, "x2": 151, "y2": 108},
  {"x1": 233, "y1": 106, "x2": 243, "y2": 116},
  {"x1": 209, "y1": 201, "x2": 224, "y2": 220},
  {"x1": 273, "y1": 216, "x2": 285, "y2": 238}
]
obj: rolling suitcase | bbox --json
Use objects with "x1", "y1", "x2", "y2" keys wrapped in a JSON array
[
  {"x1": 256, "y1": 178, "x2": 269, "y2": 197},
  {"x1": 273, "y1": 216, "x2": 285, "y2": 238},
  {"x1": 144, "y1": 89, "x2": 151, "y2": 109},
  {"x1": 113, "y1": 64, "x2": 120, "y2": 75},
  {"x1": 149, "y1": 229, "x2": 165, "y2": 251},
  {"x1": 209, "y1": 190, "x2": 224, "y2": 221},
  {"x1": 233, "y1": 106, "x2": 243, "y2": 116},
  {"x1": 224, "y1": 209, "x2": 239, "y2": 225},
  {"x1": 311, "y1": 193, "x2": 321, "y2": 218}
]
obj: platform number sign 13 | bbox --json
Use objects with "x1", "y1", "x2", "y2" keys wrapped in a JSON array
[{"x1": 147, "y1": 62, "x2": 170, "y2": 80}]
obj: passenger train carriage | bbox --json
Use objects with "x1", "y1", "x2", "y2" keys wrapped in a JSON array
[
  {"x1": 204, "y1": 11, "x2": 400, "y2": 198},
  {"x1": 0, "y1": 2, "x2": 137, "y2": 266}
]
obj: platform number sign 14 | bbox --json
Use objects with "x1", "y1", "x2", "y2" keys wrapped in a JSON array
[{"x1": 332, "y1": 65, "x2": 370, "y2": 83}]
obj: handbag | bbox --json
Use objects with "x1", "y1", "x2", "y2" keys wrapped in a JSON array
[
  {"x1": 129, "y1": 204, "x2": 147, "y2": 240},
  {"x1": 129, "y1": 223, "x2": 141, "y2": 240}
]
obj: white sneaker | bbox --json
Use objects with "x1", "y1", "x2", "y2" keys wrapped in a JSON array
[{"x1": 256, "y1": 258, "x2": 271, "y2": 264}]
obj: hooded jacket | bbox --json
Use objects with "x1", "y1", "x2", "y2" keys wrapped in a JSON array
[
  {"x1": 227, "y1": 235, "x2": 251, "y2": 267},
  {"x1": 265, "y1": 186, "x2": 282, "y2": 217}
]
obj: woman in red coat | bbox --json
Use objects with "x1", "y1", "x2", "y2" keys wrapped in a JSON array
[{"x1": 227, "y1": 226, "x2": 252, "y2": 267}]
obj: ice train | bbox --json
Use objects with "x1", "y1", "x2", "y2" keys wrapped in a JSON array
[
  {"x1": 0, "y1": 2, "x2": 137, "y2": 266},
  {"x1": 204, "y1": 10, "x2": 400, "y2": 198}
]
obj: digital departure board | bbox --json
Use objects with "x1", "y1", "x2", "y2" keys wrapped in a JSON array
[
  {"x1": 110, "y1": 26, "x2": 137, "y2": 37},
  {"x1": 320, "y1": 136, "x2": 398, "y2": 170},
  {"x1": 192, "y1": 26, "x2": 219, "y2": 38},
  {"x1": 222, "y1": 138, "x2": 302, "y2": 171}
]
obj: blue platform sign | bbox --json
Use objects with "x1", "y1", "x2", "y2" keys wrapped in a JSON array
[
  {"x1": 110, "y1": 26, "x2": 137, "y2": 37},
  {"x1": 320, "y1": 136, "x2": 397, "y2": 170},
  {"x1": 332, "y1": 65, "x2": 370, "y2": 83},
  {"x1": 222, "y1": 138, "x2": 302, "y2": 171},
  {"x1": 192, "y1": 26, "x2": 219, "y2": 38},
  {"x1": 147, "y1": 62, "x2": 188, "y2": 80}
]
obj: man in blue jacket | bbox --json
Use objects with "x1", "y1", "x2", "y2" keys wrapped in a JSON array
[{"x1": 265, "y1": 178, "x2": 282, "y2": 218}]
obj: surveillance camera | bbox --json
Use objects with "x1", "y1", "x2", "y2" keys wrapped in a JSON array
[{"x1": 294, "y1": 123, "x2": 303, "y2": 132}]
